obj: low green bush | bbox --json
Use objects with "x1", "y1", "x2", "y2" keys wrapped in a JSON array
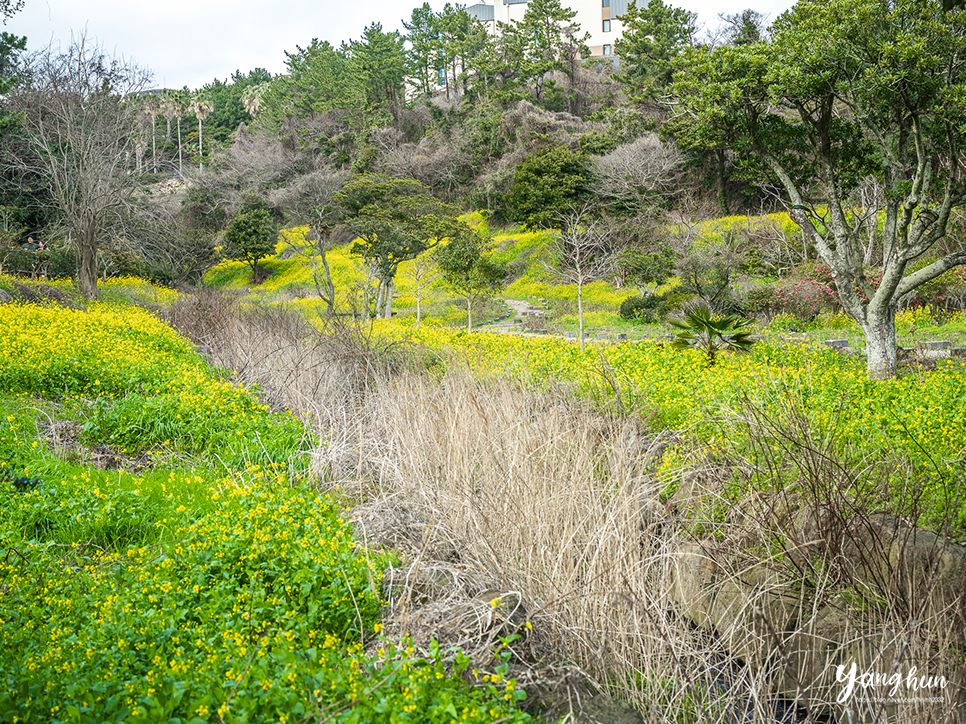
[{"x1": 619, "y1": 293, "x2": 669, "y2": 324}]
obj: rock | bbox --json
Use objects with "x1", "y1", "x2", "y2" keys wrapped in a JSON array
[
  {"x1": 807, "y1": 511, "x2": 966, "y2": 624},
  {"x1": 787, "y1": 503, "x2": 840, "y2": 566},
  {"x1": 573, "y1": 693, "x2": 645, "y2": 724},
  {"x1": 708, "y1": 566, "x2": 802, "y2": 667},
  {"x1": 670, "y1": 470, "x2": 717, "y2": 514},
  {"x1": 37, "y1": 284, "x2": 66, "y2": 302},
  {"x1": 882, "y1": 518, "x2": 966, "y2": 623},
  {"x1": 636, "y1": 480, "x2": 667, "y2": 535},
  {"x1": 777, "y1": 597, "x2": 854, "y2": 699},
  {"x1": 664, "y1": 501, "x2": 965, "y2": 719},
  {"x1": 0, "y1": 289, "x2": 11, "y2": 304},
  {"x1": 667, "y1": 543, "x2": 718, "y2": 628},
  {"x1": 383, "y1": 565, "x2": 459, "y2": 607},
  {"x1": 924, "y1": 340, "x2": 951, "y2": 351}
]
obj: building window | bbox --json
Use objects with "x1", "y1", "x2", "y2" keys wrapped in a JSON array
[
  {"x1": 603, "y1": 19, "x2": 611, "y2": 32},
  {"x1": 603, "y1": 44, "x2": 612, "y2": 56},
  {"x1": 602, "y1": 0, "x2": 610, "y2": 6}
]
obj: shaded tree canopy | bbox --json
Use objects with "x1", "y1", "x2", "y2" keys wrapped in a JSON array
[
  {"x1": 334, "y1": 174, "x2": 463, "y2": 287},
  {"x1": 1, "y1": 0, "x2": 23, "y2": 22},
  {"x1": 222, "y1": 208, "x2": 277, "y2": 278},
  {"x1": 435, "y1": 226, "x2": 507, "y2": 332},
  {"x1": 505, "y1": 145, "x2": 593, "y2": 228},
  {"x1": 615, "y1": 0, "x2": 697, "y2": 100}
]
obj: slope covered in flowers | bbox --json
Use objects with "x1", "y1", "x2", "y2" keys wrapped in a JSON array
[{"x1": 0, "y1": 299, "x2": 530, "y2": 724}]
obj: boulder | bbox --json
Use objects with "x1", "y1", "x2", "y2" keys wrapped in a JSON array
[
  {"x1": 709, "y1": 566, "x2": 803, "y2": 667},
  {"x1": 667, "y1": 543, "x2": 718, "y2": 627}
]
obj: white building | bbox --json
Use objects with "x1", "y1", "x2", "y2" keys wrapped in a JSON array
[{"x1": 466, "y1": 0, "x2": 630, "y2": 59}]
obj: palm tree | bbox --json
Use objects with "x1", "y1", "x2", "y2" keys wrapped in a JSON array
[
  {"x1": 142, "y1": 94, "x2": 159, "y2": 172},
  {"x1": 188, "y1": 91, "x2": 213, "y2": 170},
  {"x1": 669, "y1": 303, "x2": 755, "y2": 366},
  {"x1": 160, "y1": 91, "x2": 177, "y2": 146},
  {"x1": 241, "y1": 82, "x2": 269, "y2": 118},
  {"x1": 172, "y1": 91, "x2": 186, "y2": 175}
]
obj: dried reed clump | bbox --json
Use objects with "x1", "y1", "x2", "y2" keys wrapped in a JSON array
[
  {"x1": 166, "y1": 295, "x2": 965, "y2": 723},
  {"x1": 364, "y1": 369, "x2": 966, "y2": 723},
  {"x1": 364, "y1": 369, "x2": 799, "y2": 723},
  {"x1": 164, "y1": 291, "x2": 408, "y2": 488}
]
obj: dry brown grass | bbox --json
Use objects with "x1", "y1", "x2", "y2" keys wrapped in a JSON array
[
  {"x1": 168, "y1": 291, "x2": 965, "y2": 724},
  {"x1": 364, "y1": 370, "x2": 794, "y2": 723},
  {"x1": 164, "y1": 291, "x2": 406, "y2": 489},
  {"x1": 365, "y1": 370, "x2": 966, "y2": 723}
]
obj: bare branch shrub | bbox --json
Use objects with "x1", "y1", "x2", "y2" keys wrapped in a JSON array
[
  {"x1": 592, "y1": 135, "x2": 684, "y2": 215},
  {"x1": 269, "y1": 168, "x2": 350, "y2": 313},
  {"x1": 500, "y1": 100, "x2": 593, "y2": 152},
  {"x1": 381, "y1": 136, "x2": 473, "y2": 195},
  {"x1": 548, "y1": 205, "x2": 625, "y2": 350},
  {"x1": 192, "y1": 128, "x2": 303, "y2": 214},
  {"x1": 6, "y1": 36, "x2": 152, "y2": 298}
]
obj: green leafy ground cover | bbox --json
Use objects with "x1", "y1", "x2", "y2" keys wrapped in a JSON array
[{"x1": 0, "y1": 294, "x2": 529, "y2": 724}]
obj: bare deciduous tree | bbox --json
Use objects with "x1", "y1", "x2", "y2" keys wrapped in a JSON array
[
  {"x1": 398, "y1": 254, "x2": 440, "y2": 330},
  {"x1": 7, "y1": 37, "x2": 151, "y2": 299},
  {"x1": 548, "y1": 206, "x2": 625, "y2": 351},
  {"x1": 382, "y1": 135, "x2": 472, "y2": 196},
  {"x1": 214, "y1": 129, "x2": 303, "y2": 205},
  {"x1": 270, "y1": 168, "x2": 349, "y2": 315}
]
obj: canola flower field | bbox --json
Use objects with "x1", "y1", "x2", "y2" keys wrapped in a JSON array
[
  {"x1": 377, "y1": 323, "x2": 966, "y2": 531},
  {"x1": 0, "y1": 298, "x2": 529, "y2": 724}
]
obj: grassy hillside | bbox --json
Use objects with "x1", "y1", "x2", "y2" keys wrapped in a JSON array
[
  {"x1": 0, "y1": 289, "x2": 530, "y2": 724},
  {"x1": 199, "y1": 213, "x2": 966, "y2": 351}
]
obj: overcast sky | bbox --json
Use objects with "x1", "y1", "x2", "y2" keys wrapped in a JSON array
[{"x1": 7, "y1": 0, "x2": 797, "y2": 91}]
